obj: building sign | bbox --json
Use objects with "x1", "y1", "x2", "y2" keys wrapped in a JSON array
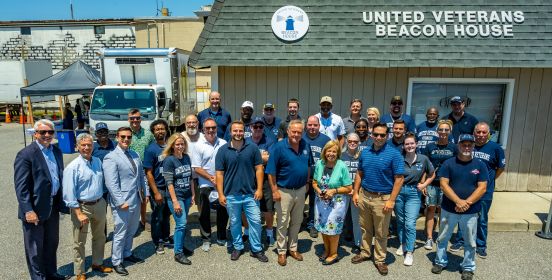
[
  {"x1": 271, "y1": 6, "x2": 309, "y2": 42},
  {"x1": 362, "y1": 11, "x2": 525, "y2": 38}
]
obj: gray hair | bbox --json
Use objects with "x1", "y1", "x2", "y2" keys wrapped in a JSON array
[
  {"x1": 76, "y1": 133, "x2": 94, "y2": 145},
  {"x1": 33, "y1": 119, "x2": 55, "y2": 130},
  {"x1": 346, "y1": 132, "x2": 360, "y2": 141}
]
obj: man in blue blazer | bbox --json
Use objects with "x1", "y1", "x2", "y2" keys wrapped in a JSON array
[
  {"x1": 14, "y1": 119, "x2": 69, "y2": 280},
  {"x1": 103, "y1": 127, "x2": 149, "y2": 276}
]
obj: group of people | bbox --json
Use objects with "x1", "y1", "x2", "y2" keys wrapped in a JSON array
[{"x1": 14, "y1": 90, "x2": 505, "y2": 280}]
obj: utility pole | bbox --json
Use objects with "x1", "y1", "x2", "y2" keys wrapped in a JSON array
[{"x1": 70, "y1": 0, "x2": 74, "y2": 19}]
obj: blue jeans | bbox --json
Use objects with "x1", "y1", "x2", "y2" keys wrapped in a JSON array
[
  {"x1": 226, "y1": 194, "x2": 263, "y2": 253},
  {"x1": 453, "y1": 199, "x2": 492, "y2": 250},
  {"x1": 167, "y1": 197, "x2": 192, "y2": 255},
  {"x1": 394, "y1": 185, "x2": 422, "y2": 253},
  {"x1": 435, "y1": 209, "x2": 478, "y2": 272}
]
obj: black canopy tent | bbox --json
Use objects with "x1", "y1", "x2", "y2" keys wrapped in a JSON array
[{"x1": 19, "y1": 60, "x2": 101, "y2": 145}]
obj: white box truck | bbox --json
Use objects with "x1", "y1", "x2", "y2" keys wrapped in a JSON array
[
  {"x1": 89, "y1": 48, "x2": 196, "y2": 134},
  {"x1": 0, "y1": 59, "x2": 52, "y2": 104}
]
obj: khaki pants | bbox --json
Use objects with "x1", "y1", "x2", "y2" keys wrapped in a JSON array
[
  {"x1": 275, "y1": 186, "x2": 306, "y2": 254},
  {"x1": 358, "y1": 189, "x2": 392, "y2": 264},
  {"x1": 71, "y1": 198, "x2": 107, "y2": 275}
]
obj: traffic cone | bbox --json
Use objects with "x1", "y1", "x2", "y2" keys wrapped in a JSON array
[
  {"x1": 19, "y1": 107, "x2": 25, "y2": 124},
  {"x1": 5, "y1": 108, "x2": 11, "y2": 123}
]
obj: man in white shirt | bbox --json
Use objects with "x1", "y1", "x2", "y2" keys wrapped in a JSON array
[{"x1": 315, "y1": 96, "x2": 346, "y2": 146}]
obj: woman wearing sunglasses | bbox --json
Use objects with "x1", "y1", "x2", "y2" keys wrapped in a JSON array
[{"x1": 394, "y1": 133, "x2": 434, "y2": 266}]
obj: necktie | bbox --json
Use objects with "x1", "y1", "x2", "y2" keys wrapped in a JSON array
[{"x1": 124, "y1": 150, "x2": 137, "y2": 173}]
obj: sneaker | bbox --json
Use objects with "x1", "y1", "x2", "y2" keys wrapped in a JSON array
[
  {"x1": 431, "y1": 264, "x2": 445, "y2": 274},
  {"x1": 250, "y1": 251, "x2": 269, "y2": 262},
  {"x1": 155, "y1": 243, "x2": 165, "y2": 255},
  {"x1": 216, "y1": 239, "x2": 227, "y2": 246},
  {"x1": 424, "y1": 239, "x2": 434, "y2": 250},
  {"x1": 174, "y1": 253, "x2": 191, "y2": 265},
  {"x1": 309, "y1": 227, "x2": 319, "y2": 238},
  {"x1": 461, "y1": 270, "x2": 474, "y2": 280},
  {"x1": 230, "y1": 249, "x2": 243, "y2": 261},
  {"x1": 267, "y1": 235, "x2": 275, "y2": 247},
  {"x1": 395, "y1": 245, "x2": 404, "y2": 256},
  {"x1": 164, "y1": 236, "x2": 174, "y2": 248},
  {"x1": 476, "y1": 248, "x2": 487, "y2": 259},
  {"x1": 403, "y1": 252, "x2": 413, "y2": 266},
  {"x1": 450, "y1": 243, "x2": 463, "y2": 252},
  {"x1": 201, "y1": 241, "x2": 211, "y2": 252}
]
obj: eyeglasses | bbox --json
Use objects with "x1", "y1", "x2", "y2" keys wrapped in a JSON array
[
  {"x1": 438, "y1": 128, "x2": 451, "y2": 132},
  {"x1": 391, "y1": 102, "x2": 403, "y2": 106},
  {"x1": 36, "y1": 130, "x2": 55, "y2": 135},
  {"x1": 347, "y1": 140, "x2": 359, "y2": 144},
  {"x1": 119, "y1": 135, "x2": 132, "y2": 140},
  {"x1": 372, "y1": 133, "x2": 387, "y2": 138},
  {"x1": 96, "y1": 130, "x2": 109, "y2": 135},
  {"x1": 253, "y1": 125, "x2": 264, "y2": 129},
  {"x1": 128, "y1": 116, "x2": 141, "y2": 121},
  {"x1": 204, "y1": 126, "x2": 217, "y2": 130}
]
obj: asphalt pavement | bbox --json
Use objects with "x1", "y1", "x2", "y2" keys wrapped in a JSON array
[{"x1": 1, "y1": 123, "x2": 551, "y2": 279}]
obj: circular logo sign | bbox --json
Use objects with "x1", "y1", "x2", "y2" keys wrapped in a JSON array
[{"x1": 271, "y1": 6, "x2": 309, "y2": 42}]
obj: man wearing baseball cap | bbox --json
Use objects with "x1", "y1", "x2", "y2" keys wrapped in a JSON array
[
  {"x1": 261, "y1": 103, "x2": 281, "y2": 139},
  {"x1": 92, "y1": 122, "x2": 115, "y2": 162},
  {"x1": 315, "y1": 96, "x2": 346, "y2": 146},
  {"x1": 443, "y1": 96, "x2": 479, "y2": 143},
  {"x1": 224, "y1": 101, "x2": 255, "y2": 141},
  {"x1": 431, "y1": 134, "x2": 488, "y2": 280},
  {"x1": 380, "y1": 96, "x2": 416, "y2": 138}
]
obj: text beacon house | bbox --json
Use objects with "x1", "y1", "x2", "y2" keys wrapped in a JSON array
[{"x1": 190, "y1": 0, "x2": 552, "y2": 192}]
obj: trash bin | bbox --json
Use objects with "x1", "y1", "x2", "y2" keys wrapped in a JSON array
[
  {"x1": 54, "y1": 120, "x2": 63, "y2": 131},
  {"x1": 56, "y1": 130, "x2": 75, "y2": 154}
]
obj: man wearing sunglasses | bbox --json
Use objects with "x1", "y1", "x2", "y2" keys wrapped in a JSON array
[
  {"x1": 92, "y1": 122, "x2": 115, "y2": 162},
  {"x1": 261, "y1": 103, "x2": 281, "y2": 139},
  {"x1": 352, "y1": 123, "x2": 405, "y2": 276},
  {"x1": 380, "y1": 96, "x2": 416, "y2": 138},
  {"x1": 14, "y1": 119, "x2": 70, "y2": 280}
]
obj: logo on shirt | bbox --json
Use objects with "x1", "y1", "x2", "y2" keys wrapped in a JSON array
[{"x1": 471, "y1": 169, "x2": 480, "y2": 175}]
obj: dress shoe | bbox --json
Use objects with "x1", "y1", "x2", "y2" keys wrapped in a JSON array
[
  {"x1": 230, "y1": 249, "x2": 243, "y2": 261},
  {"x1": 322, "y1": 256, "x2": 340, "y2": 266},
  {"x1": 46, "y1": 273, "x2": 71, "y2": 280},
  {"x1": 174, "y1": 253, "x2": 192, "y2": 265},
  {"x1": 124, "y1": 254, "x2": 144, "y2": 264},
  {"x1": 91, "y1": 264, "x2": 113, "y2": 273},
  {"x1": 289, "y1": 251, "x2": 303, "y2": 261},
  {"x1": 351, "y1": 254, "x2": 371, "y2": 264},
  {"x1": 277, "y1": 253, "x2": 287, "y2": 266},
  {"x1": 76, "y1": 274, "x2": 86, "y2": 280},
  {"x1": 113, "y1": 264, "x2": 129, "y2": 276},
  {"x1": 375, "y1": 262, "x2": 389, "y2": 276},
  {"x1": 250, "y1": 251, "x2": 269, "y2": 262}
]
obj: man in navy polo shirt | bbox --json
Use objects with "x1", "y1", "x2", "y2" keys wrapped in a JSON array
[
  {"x1": 266, "y1": 119, "x2": 313, "y2": 266},
  {"x1": 197, "y1": 91, "x2": 232, "y2": 139},
  {"x1": 380, "y1": 96, "x2": 416, "y2": 138},
  {"x1": 387, "y1": 119, "x2": 406, "y2": 151},
  {"x1": 351, "y1": 123, "x2": 405, "y2": 276},
  {"x1": 416, "y1": 107, "x2": 440, "y2": 151},
  {"x1": 303, "y1": 115, "x2": 331, "y2": 238},
  {"x1": 451, "y1": 122, "x2": 505, "y2": 258},
  {"x1": 443, "y1": 96, "x2": 478, "y2": 143},
  {"x1": 215, "y1": 121, "x2": 268, "y2": 263},
  {"x1": 261, "y1": 103, "x2": 281, "y2": 139},
  {"x1": 431, "y1": 134, "x2": 488, "y2": 280}
]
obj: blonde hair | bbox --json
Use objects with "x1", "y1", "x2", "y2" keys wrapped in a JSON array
[
  {"x1": 321, "y1": 140, "x2": 342, "y2": 163},
  {"x1": 366, "y1": 107, "x2": 380, "y2": 122},
  {"x1": 162, "y1": 133, "x2": 188, "y2": 158},
  {"x1": 437, "y1": 119, "x2": 453, "y2": 131}
]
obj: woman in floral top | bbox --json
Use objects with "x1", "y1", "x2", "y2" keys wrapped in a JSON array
[{"x1": 312, "y1": 140, "x2": 353, "y2": 265}]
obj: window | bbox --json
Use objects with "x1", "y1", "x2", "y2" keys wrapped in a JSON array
[
  {"x1": 20, "y1": 27, "x2": 31, "y2": 35},
  {"x1": 94, "y1": 26, "x2": 105, "y2": 35},
  {"x1": 407, "y1": 78, "x2": 514, "y2": 147}
]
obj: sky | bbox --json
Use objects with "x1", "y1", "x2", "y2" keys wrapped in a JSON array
[{"x1": 0, "y1": 0, "x2": 214, "y2": 21}]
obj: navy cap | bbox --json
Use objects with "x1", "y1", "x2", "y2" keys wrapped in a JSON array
[
  {"x1": 264, "y1": 103, "x2": 274, "y2": 109},
  {"x1": 251, "y1": 116, "x2": 264, "y2": 124},
  {"x1": 458, "y1": 134, "x2": 475, "y2": 143},
  {"x1": 450, "y1": 96, "x2": 464, "y2": 104},
  {"x1": 95, "y1": 122, "x2": 108, "y2": 131}
]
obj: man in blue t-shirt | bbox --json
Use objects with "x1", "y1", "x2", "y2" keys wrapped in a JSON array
[
  {"x1": 380, "y1": 96, "x2": 416, "y2": 138},
  {"x1": 443, "y1": 96, "x2": 479, "y2": 143},
  {"x1": 261, "y1": 103, "x2": 282, "y2": 139},
  {"x1": 197, "y1": 91, "x2": 232, "y2": 139},
  {"x1": 143, "y1": 119, "x2": 174, "y2": 255},
  {"x1": 351, "y1": 123, "x2": 405, "y2": 276},
  {"x1": 92, "y1": 122, "x2": 115, "y2": 161},
  {"x1": 416, "y1": 107, "x2": 440, "y2": 151},
  {"x1": 452, "y1": 122, "x2": 505, "y2": 258},
  {"x1": 215, "y1": 121, "x2": 268, "y2": 263},
  {"x1": 431, "y1": 134, "x2": 488, "y2": 280},
  {"x1": 387, "y1": 119, "x2": 406, "y2": 151},
  {"x1": 302, "y1": 115, "x2": 331, "y2": 238}
]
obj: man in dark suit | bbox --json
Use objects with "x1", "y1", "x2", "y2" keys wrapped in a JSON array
[{"x1": 14, "y1": 119, "x2": 69, "y2": 280}]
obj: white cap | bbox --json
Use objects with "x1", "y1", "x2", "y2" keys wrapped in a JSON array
[{"x1": 241, "y1": 101, "x2": 254, "y2": 108}]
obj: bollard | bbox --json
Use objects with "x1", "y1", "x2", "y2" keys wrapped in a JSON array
[{"x1": 535, "y1": 199, "x2": 552, "y2": 239}]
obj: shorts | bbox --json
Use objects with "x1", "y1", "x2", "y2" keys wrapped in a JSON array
[
  {"x1": 260, "y1": 179, "x2": 274, "y2": 212},
  {"x1": 426, "y1": 184, "x2": 443, "y2": 207}
]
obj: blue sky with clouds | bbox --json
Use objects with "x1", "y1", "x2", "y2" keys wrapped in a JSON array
[{"x1": 0, "y1": 0, "x2": 214, "y2": 21}]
